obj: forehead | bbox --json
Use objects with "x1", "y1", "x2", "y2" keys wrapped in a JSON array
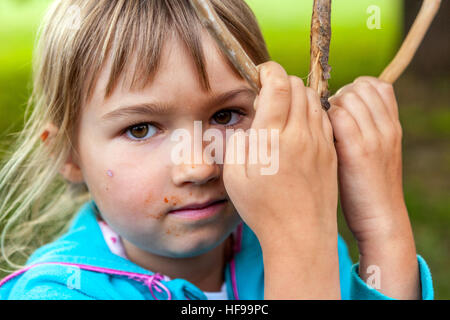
[{"x1": 86, "y1": 31, "x2": 247, "y2": 114}]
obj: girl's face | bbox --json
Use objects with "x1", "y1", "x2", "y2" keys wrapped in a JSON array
[{"x1": 75, "y1": 33, "x2": 256, "y2": 258}]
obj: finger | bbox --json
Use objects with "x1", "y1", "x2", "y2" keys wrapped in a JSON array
[
  {"x1": 353, "y1": 78, "x2": 394, "y2": 131},
  {"x1": 252, "y1": 62, "x2": 291, "y2": 130},
  {"x1": 285, "y1": 76, "x2": 308, "y2": 131},
  {"x1": 224, "y1": 129, "x2": 248, "y2": 178},
  {"x1": 329, "y1": 88, "x2": 379, "y2": 140},
  {"x1": 327, "y1": 104, "x2": 362, "y2": 148},
  {"x1": 356, "y1": 76, "x2": 399, "y2": 120},
  {"x1": 322, "y1": 111, "x2": 334, "y2": 143},
  {"x1": 305, "y1": 87, "x2": 325, "y2": 132},
  {"x1": 333, "y1": 82, "x2": 352, "y2": 97}
]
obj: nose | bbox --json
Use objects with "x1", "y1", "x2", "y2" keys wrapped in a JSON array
[
  {"x1": 170, "y1": 137, "x2": 221, "y2": 186},
  {"x1": 170, "y1": 122, "x2": 223, "y2": 186},
  {"x1": 171, "y1": 161, "x2": 220, "y2": 186}
]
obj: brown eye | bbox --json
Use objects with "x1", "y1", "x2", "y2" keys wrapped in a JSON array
[
  {"x1": 213, "y1": 111, "x2": 232, "y2": 124},
  {"x1": 211, "y1": 110, "x2": 242, "y2": 126},
  {"x1": 126, "y1": 123, "x2": 157, "y2": 140}
]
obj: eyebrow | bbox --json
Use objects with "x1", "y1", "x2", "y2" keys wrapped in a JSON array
[{"x1": 101, "y1": 87, "x2": 256, "y2": 121}]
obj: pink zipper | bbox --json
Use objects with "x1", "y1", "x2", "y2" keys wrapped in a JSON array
[{"x1": 0, "y1": 223, "x2": 244, "y2": 300}]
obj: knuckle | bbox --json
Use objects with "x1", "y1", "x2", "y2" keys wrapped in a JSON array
[
  {"x1": 382, "y1": 126, "x2": 397, "y2": 141},
  {"x1": 354, "y1": 76, "x2": 376, "y2": 84},
  {"x1": 334, "y1": 84, "x2": 351, "y2": 97},
  {"x1": 386, "y1": 122, "x2": 403, "y2": 143},
  {"x1": 340, "y1": 91, "x2": 360, "y2": 106},
  {"x1": 270, "y1": 78, "x2": 290, "y2": 96},
  {"x1": 265, "y1": 61, "x2": 280, "y2": 69},
  {"x1": 289, "y1": 76, "x2": 305, "y2": 91},
  {"x1": 259, "y1": 61, "x2": 276, "y2": 71},
  {"x1": 354, "y1": 80, "x2": 373, "y2": 93},
  {"x1": 305, "y1": 87, "x2": 319, "y2": 101},
  {"x1": 260, "y1": 61, "x2": 283, "y2": 77},
  {"x1": 380, "y1": 81, "x2": 394, "y2": 93},
  {"x1": 376, "y1": 80, "x2": 395, "y2": 96},
  {"x1": 331, "y1": 106, "x2": 347, "y2": 120}
]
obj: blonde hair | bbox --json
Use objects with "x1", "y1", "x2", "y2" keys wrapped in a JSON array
[{"x1": 0, "y1": 0, "x2": 270, "y2": 273}]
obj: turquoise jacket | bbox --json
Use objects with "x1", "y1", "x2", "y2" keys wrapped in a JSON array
[{"x1": 0, "y1": 201, "x2": 434, "y2": 300}]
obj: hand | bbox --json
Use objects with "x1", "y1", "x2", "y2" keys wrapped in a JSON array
[
  {"x1": 328, "y1": 76, "x2": 408, "y2": 243},
  {"x1": 224, "y1": 61, "x2": 338, "y2": 245},
  {"x1": 328, "y1": 76, "x2": 420, "y2": 299},
  {"x1": 223, "y1": 61, "x2": 340, "y2": 299}
]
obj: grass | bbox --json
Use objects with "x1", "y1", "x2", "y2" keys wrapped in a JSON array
[{"x1": 0, "y1": 0, "x2": 449, "y2": 299}]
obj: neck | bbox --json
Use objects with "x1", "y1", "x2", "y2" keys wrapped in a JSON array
[{"x1": 122, "y1": 235, "x2": 233, "y2": 292}]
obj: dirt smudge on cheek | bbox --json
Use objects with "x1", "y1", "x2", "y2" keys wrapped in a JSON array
[
  {"x1": 165, "y1": 227, "x2": 181, "y2": 237},
  {"x1": 169, "y1": 195, "x2": 181, "y2": 206},
  {"x1": 146, "y1": 211, "x2": 164, "y2": 220},
  {"x1": 145, "y1": 195, "x2": 164, "y2": 220},
  {"x1": 162, "y1": 195, "x2": 183, "y2": 206}
]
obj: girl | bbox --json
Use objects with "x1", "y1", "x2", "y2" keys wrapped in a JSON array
[{"x1": 0, "y1": 0, "x2": 433, "y2": 300}]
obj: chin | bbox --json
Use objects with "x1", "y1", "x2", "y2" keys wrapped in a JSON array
[{"x1": 162, "y1": 227, "x2": 232, "y2": 259}]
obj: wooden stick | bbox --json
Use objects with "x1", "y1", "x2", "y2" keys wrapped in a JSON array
[
  {"x1": 190, "y1": 0, "x2": 260, "y2": 93},
  {"x1": 380, "y1": 0, "x2": 441, "y2": 83},
  {"x1": 308, "y1": 0, "x2": 332, "y2": 111}
]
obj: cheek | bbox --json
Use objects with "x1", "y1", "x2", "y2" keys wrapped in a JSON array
[
  {"x1": 103, "y1": 165, "x2": 168, "y2": 210},
  {"x1": 91, "y1": 166, "x2": 169, "y2": 240},
  {"x1": 81, "y1": 149, "x2": 170, "y2": 217}
]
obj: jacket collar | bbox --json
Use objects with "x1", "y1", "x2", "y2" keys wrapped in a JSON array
[{"x1": 27, "y1": 200, "x2": 264, "y2": 299}]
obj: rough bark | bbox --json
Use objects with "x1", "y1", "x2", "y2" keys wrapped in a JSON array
[{"x1": 308, "y1": 0, "x2": 332, "y2": 111}]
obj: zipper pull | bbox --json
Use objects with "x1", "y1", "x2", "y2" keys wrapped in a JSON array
[{"x1": 144, "y1": 273, "x2": 172, "y2": 300}]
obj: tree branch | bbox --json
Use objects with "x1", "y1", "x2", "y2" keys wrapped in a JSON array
[
  {"x1": 308, "y1": 0, "x2": 332, "y2": 111},
  {"x1": 190, "y1": 0, "x2": 260, "y2": 93},
  {"x1": 191, "y1": 0, "x2": 441, "y2": 106},
  {"x1": 380, "y1": 0, "x2": 441, "y2": 83}
]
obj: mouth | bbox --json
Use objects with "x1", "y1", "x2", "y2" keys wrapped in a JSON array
[{"x1": 168, "y1": 199, "x2": 228, "y2": 220}]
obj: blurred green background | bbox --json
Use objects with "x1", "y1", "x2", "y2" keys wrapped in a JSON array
[{"x1": 0, "y1": 0, "x2": 449, "y2": 298}]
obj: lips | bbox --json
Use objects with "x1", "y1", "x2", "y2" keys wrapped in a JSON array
[{"x1": 168, "y1": 199, "x2": 227, "y2": 213}]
